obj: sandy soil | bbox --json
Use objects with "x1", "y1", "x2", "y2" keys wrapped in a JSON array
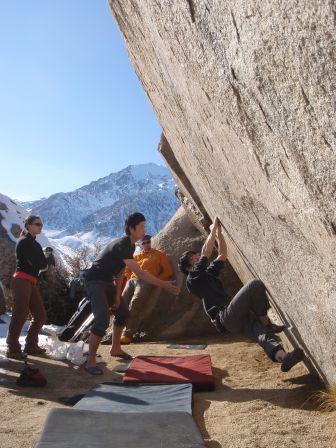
[{"x1": 0, "y1": 334, "x2": 332, "y2": 448}]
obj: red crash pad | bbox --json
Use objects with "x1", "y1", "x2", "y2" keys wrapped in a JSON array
[{"x1": 123, "y1": 355, "x2": 215, "y2": 391}]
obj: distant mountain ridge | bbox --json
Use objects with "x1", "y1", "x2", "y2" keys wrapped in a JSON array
[{"x1": 23, "y1": 163, "x2": 179, "y2": 249}]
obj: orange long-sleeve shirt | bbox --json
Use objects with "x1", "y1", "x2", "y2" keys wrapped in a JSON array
[{"x1": 125, "y1": 249, "x2": 173, "y2": 281}]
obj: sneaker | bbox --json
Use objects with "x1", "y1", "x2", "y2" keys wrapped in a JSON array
[
  {"x1": 120, "y1": 335, "x2": 131, "y2": 345},
  {"x1": 6, "y1": 349, "x2": 27, "y2": 360},
  {"x1": 281, "y1": 348, "x2": 304, "y2": 372}
]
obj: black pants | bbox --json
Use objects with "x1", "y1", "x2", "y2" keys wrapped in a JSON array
[
  {"x1": 218, "y1": 279, "x2": 283, "y2": 361},
  {"x1": 86, "y1": 281, "x2": 129, "y2": 337}
]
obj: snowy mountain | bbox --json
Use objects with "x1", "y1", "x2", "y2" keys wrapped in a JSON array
[
  {"x1": 23, "y1": 163, "x2": 179, "y2": 252},
  {"x1": 0, "y1": 193, "x2": 51, "y2": 248}
]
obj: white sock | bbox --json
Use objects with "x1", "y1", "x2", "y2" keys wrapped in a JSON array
[{"x1": 275, "y1": 349, "x2": 286, "y2": 363}]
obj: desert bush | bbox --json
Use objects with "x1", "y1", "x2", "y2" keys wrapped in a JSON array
[
  {"x1": 315, "y1": 385, "x2": 336, "y2": 447},
  {"x1": 63, "y1": 242, "x2": 101, "y2": 278}
]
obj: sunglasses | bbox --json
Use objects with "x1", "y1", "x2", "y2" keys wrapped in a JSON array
[{"x1": 32, "y1": 222, "x2": 43, "y2": 227}]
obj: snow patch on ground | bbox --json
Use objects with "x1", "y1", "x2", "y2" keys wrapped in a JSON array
[
  {"x1": 44, "y1": 228, "x2": 109, "y2": 262},
  {"x1": 0, "y1": 314, "x2": 87, "y2": 365}
]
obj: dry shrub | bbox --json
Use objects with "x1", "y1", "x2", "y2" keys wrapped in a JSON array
[
  {"x1": 315, "y1": 385, "x2": 336, "y2": 447},
  {"x1": 39, "y1": 261, "x2": 71, "y2": 325},
  {"x1": 63, "y1": 242, "x2": 102, "y2": 278},
  {"x1": 317, "y1": 385, "x2": 336, "y2": 413}
]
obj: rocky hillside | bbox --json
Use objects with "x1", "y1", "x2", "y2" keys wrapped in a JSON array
[{"x1": 109, "y1": 1, "x2": 336, "y2": 384}]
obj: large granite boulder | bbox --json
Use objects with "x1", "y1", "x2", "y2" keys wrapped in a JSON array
[
  {"x1": 138, "y1": 206, "x2": 242, "y2": 340},
  {"x1": 109, "y1": 1, "x2": 336, "y2": 384}
]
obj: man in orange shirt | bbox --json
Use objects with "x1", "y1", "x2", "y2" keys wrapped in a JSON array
[{"x1": 120, "y1": 234, "x2": 173, "y2": 344}]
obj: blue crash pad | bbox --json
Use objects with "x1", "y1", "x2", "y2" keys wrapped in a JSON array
[
  {"x1": 74, "y1": 382, "x2": 193, "y2": 414},
  {"x1": 35, "y1": 408, "x2": 205, "y2": 448}
]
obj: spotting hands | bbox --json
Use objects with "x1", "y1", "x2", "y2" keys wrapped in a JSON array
[{"x1": 163, "y1": 279, "x2": 180, "y2": 295}]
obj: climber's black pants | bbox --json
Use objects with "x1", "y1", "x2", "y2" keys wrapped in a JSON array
[
  {"x1": 86, "y1": 281, "x2": 130, "y2": 337},
  {"x1": 218, "y1": 279, "x2": 283, "y2": 361}
]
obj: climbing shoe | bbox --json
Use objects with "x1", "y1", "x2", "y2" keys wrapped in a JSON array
[
  {"x1": 281, "y1": 348, "x2": 304, "y2": 372},
  {"x1": 267, "y1": 323, "x2": 287, "y2": 334}
]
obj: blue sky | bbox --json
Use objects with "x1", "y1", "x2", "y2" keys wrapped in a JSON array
[{"x1": 0, "y1": 2, "x2": 163, "y2": 201}]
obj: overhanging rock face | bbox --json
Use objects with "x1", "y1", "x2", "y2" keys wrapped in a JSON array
[{"x1": 109, "y1": 1, "x2": 336, "y2": 383}]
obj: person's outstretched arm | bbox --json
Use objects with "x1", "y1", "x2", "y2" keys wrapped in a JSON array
[
  {"x1": 201, "y1": 217, "x2": 220, "y2": 258},
  {"x1": 216, "y1": 224, "x2": 227, "y2": 261},
  {"x1": 123, "y1": 259, "x2": 179, "y2": 295}
]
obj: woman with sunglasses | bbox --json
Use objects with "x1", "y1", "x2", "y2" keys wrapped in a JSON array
[{"x1": 6, "y1": 215, "x2": 48, "y2": 359}]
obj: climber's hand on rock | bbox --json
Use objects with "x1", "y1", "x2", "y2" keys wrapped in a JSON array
[
  {"x1": 163, "y1": 280, "x2": 180, "y2": 295},
  {"x1": 210, "y1": 216, "x2": 220, "y2": 232}
]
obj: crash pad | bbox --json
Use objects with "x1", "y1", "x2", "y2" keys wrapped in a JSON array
[
  {"x1": 123, "y1": 355, "x2": 214, "y2": 391},
  {"x1": 74, "y1": 383, "x2": 193, "y2": 414},
  {"x1": 35, "y1": 409, "x2": 205, "y2": 447}
]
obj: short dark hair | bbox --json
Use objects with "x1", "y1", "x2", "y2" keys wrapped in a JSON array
[
  {"x1": 124, "y1": 212, "x2": 146, "y2": 236},
  {"x1": 178, "y1": 251, "x2": 196, "y2": 275}
]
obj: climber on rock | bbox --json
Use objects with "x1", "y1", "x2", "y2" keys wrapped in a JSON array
[{"x1": 178, "y1": 217, "x2": 304, "y2": 373}]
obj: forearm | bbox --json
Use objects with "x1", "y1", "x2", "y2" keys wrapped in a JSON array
[
  {"x1": 158, "y1": 273, "x2": 172, "y2": 281},
  {"x1": 201, "y1": 228, "x2": 217, "y2": 258},
  {"x1": 136, "y1": 269, "x2": 167, "y2": 288},
  {"x1": 36, "y1": 245, "x2": 47, "y2": 270},
  {"x1": 115, "y1": 270, "x2": 125, "y2": 300},
  {"x1": 125, "y1": 260, "x2": 173, "y2": 289},
  {"x1": 40, "y1": 257, "x2": 48, "y2": 270},
  {"x1": 216, "y1": 230, "x2": 227, "y2": 260}
]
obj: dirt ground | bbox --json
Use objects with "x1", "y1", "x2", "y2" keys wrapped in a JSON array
[{"x1": 0, "y1": 334, "x2": 332, "y2": 448}]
